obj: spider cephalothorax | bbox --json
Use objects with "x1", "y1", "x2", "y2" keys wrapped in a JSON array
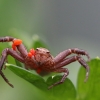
[{"x1": 0, "y1": 36, "x2": 90, "y2": 89}]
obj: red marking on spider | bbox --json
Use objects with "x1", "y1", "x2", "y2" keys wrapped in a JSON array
[
  {"x1": 36, "y1": 68, "x2": 42, "y2": 74},
  {"x1": 12, "y1": 39, "x2": 22, "y2": 50},
  {"x1": 28, "y1": 49, "x2": 35, "y2": 58}
]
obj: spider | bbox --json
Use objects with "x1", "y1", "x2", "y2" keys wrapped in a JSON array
[{"x1": 0, "y1": 36, "x2": 90, "y2": 89}]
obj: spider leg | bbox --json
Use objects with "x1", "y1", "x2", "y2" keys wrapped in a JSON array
[
  {"x1": 49, "y1": 56, "x2": 89, "y2": 89},
  {"x1": 16, "y1": 44, "x2": 28, "y2": 58},
  {"x1": 0, "y1": 70, "x2": 14, "y2": 88},
  {"x1": 48, "y1": 68, "x2": 69, "y2": 89},
  {"x1": 0, "y1": 36, "x2": 28, "y2": 58},
  {"x1": 0, "y1": 48, "x2": 24, "y2": 87},
  {"x1": 54, "y1": 56, "x2": 78, "y2": 69},
  {"x1": 54, "y1": 48, "x2": 90, "y2": 64},
  {"x1": 55, "y1": 55, "x2": 89, "y2": 82},
  {"x1": 0, "y1": 48, "x2": 24, "y2": 70},
  {"x1": 0, "y1": 36, "x2": 14, "y2": 42}
]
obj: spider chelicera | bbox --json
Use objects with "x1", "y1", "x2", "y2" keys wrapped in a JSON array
[{"x1": 0, "y1": 36, "x2": 90, "y2": 89}]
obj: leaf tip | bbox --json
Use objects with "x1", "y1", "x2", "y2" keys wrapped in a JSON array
[
  {"x1": 96, "y1": 56, "x2": 100, "y2": 60},
  {"x1": 5, "y1": 63, "x2": 10, "y2": 66}
]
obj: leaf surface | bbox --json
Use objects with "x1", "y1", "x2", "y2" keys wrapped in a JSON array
[
  {"x1": 46, "y1": 76, "x2": 76, "y2": 100},
  {"x1": 77, "y1": 58, "x2": 100, "y2": 100},
  {"x1": 6, "y1": 63, "x2": 48, "y2": 91},
  {"x1": 6, "y1": 63, "x2": 76, "y2": 100}
]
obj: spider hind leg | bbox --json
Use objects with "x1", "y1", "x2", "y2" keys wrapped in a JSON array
[{"x1": 48, "y1": 68, "x2": 69, "y2": 89}]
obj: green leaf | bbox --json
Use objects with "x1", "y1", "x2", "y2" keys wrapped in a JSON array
[
  {"x1": 77, "y1": 58, "x2": 100, "y2": 100},
  {"x1": 15, "y1": 59, "x2": 23, "y2": 67},
  {"x1": 46, "y1": 75, "x2": 76, "y2": 100},
  {"x1": 6, "y1": 63, "x2": 48, "y2": 91},
  {"x1": 6, "y1": 63, "x2": 76, "y2": 100}
]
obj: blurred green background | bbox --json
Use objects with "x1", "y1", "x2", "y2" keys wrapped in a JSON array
[{"x1": 0, "y1": 0, "x2": 100, "y2": 100}]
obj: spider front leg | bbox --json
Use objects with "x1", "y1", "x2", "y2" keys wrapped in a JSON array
[
  {"x1": 0, "y1": 70, "x2": 14, "y2": 87},
  {"x1": 0, "y1": 48, "x2": 24, "y2": 87},
  {"x1": 0, "y1": 48, "x2": 24, "y2": 70},
  {"x1": 0, "y1": 36, "x2": 28, "y2": 58}
]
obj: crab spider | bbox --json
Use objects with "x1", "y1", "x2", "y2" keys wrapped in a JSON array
[{"x1": 0, "y1": 36, "x2": 90, "y2": 89}]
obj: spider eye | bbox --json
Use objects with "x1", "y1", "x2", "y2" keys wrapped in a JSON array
[
  {"x1": 36, "y1": 48, "x2": 39, "y2": 51},
  {"x1": 46, "y1": 51, "x2": 50, "y2": 53}
]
